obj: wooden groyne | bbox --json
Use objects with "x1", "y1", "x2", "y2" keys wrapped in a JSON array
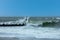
[{"x1": 0, "y1": 23, "x2": 26, "y2": 26}]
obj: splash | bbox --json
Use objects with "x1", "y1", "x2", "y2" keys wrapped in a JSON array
[{"x1": 0, "y1": 17, "x2": 60, "y2": 39}]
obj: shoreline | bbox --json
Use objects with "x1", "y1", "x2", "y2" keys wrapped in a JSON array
[{"x1": 0, "y1": 37, "x2": 59, "y2": 40}]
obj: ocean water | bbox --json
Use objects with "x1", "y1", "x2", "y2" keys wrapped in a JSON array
[{"x1": 0, "y1": 25, "x2": 60, "y2": 40}]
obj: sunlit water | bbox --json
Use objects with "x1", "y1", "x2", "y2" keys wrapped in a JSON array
[{"x1": 0, "y1": 25, "x2": 60, "y2": 40}]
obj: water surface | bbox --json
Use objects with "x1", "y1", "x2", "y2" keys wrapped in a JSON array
[{"x1": 0, "y1": 26, "x2": 60, "y2": 40}]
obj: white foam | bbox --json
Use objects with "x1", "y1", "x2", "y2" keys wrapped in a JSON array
[{"x1": 0, "y1": 26, "x2": 60, "y2": 39}]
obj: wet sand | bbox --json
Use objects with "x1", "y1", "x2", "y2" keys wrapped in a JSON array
[
  {"x1": 0, "y1": 37, "x2": 19, "y2": 40},
  {"x1": 0, "y1": 37, "x2": 60, "y2": 40}
]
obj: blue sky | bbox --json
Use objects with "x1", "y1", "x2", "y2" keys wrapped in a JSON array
[{"x1": 0, "y1": 0, "x2": 60, "y2": 16}]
